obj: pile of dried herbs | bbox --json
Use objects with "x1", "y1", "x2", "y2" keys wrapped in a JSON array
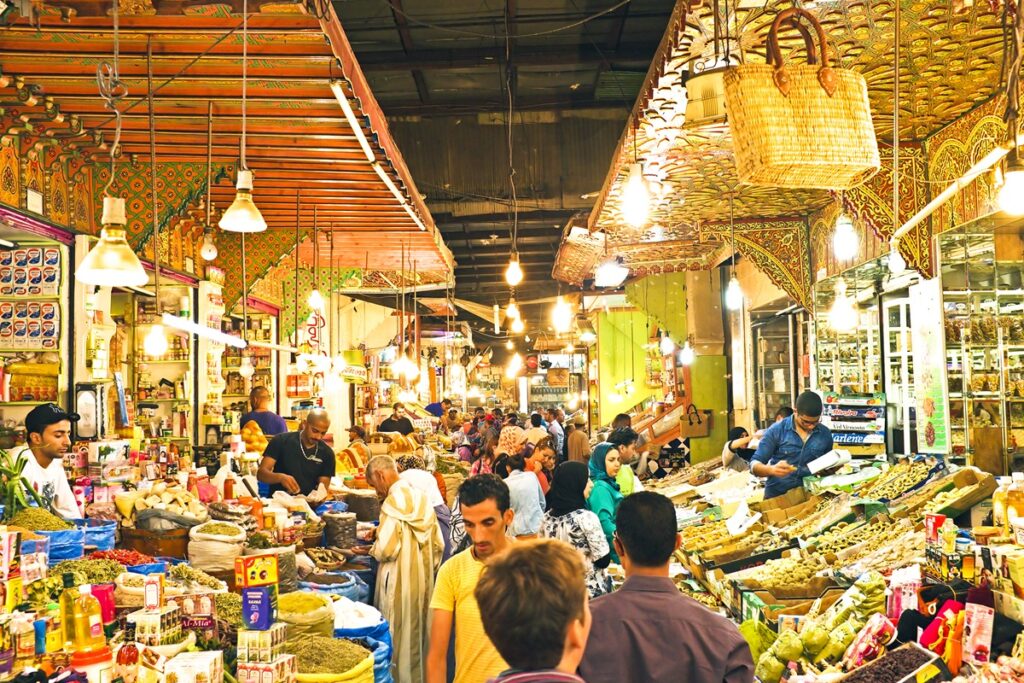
[
  {"x1": 292, "y1": 636, "x2": 370, "y2": 674},
  {"x1": 9, "y1": 508, "x2": 73, "y2": 531},
  {"x1": 50, "y1": 559, "x2": 125, "y2": 584}
]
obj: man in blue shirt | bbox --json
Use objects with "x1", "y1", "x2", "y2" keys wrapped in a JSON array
[
  {"x1": 425, "y1": 398, "x2": 452, "y2": 419},
  {"x1": 750, "y1": 391, "x2": 833, "y2": 500}
]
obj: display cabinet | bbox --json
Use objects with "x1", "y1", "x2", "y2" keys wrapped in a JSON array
[
  {"x1": 751, "y1": 301, "x2": 807, "y2": 428},
  {"x1": 939, "y1": 223, "x2": 1024, "y2": 475},
  {"x1": 882, "y1": 296, "x2": 916, "y2": 455},
  {"x1": 814, "y1": 266, "x2": 882, "y2": 399}
]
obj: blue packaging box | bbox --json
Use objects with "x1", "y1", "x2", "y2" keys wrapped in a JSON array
[{"x1": 241, "y1": 586, "x2": 278, "y2": 631}]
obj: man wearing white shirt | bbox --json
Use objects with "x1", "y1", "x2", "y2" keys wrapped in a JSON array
[{"x1": 15, "y1": 403, "x2": 81, "y2": 520}]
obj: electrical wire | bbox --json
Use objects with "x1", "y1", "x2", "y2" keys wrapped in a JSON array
[
  {"x1": 377, "y1": 0, "x2": 635, "y2": 40},
  {"x1": 96, "y1": 0, "x2": 126, "y2": 197}
]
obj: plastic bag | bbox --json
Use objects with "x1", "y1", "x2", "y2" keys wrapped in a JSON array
[
  {"x1": 37, "y1": 528, "x2": 85, "y2": 565},
  {"x1": 316, "y1": 501, "x2": 349, "y2": 516},
  {"x1": 271, "y1": 491, "x2": 321, "y2": 523},
  {"x1": 300, "y1": 572, "x2": 369, "y2": 604},
  {"x1": 324, "y1": 512, "x2": 357, "y2": 549},
  {"x1": 279, "y1": 591, "x2": 335, "y2": 640},
  {"x1": 351, "y1": 636, "x2": 393, "y2": 683},
  {"x1": 188, "y1": 522, "x2": 246, "y2": 573},
  {"x1": 135, "y1": 508, "x2": 207, "y2": 532},
  {"x1": 77, "y1": 519, "x2": 116, "y2": 551}
]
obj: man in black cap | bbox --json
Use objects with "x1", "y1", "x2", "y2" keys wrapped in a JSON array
[{"x1": 16, "y1": 403, "x2": 81, "y2": 519}]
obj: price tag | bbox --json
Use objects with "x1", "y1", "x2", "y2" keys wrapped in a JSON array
[{"x1": 725, "y1": 500, "x2": 760, "y2": 537}]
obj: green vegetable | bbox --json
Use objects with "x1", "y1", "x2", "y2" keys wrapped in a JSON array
[
  {"x1": 738, "y1": 619, "x2": 777, "y2": 662},
  {"x1": 50, "y1": 559, "x2": 124, "y2": 585},
  {"x1": 291, "y1": 636, "x2": 370, "y2": 674},
  {"x1": 9, "y1": 507, "x2": 73, "y2": 531},
  {"x1": 771, "y1": 629, "x2": 803, "y2": 662},
  {"x1": 168, "y1": 563, "x2": 223, "y2": 589},
  {"x1": 215, "y1": 593, "x2": 243, "y2": 628},
  {"x1": 755, "y1": 652, "x2": 786, "y2": 683},
  {"x1": 800, "y1": 621, "x2": 830, "y2": 657},
  {"x1": 0, "y1": 450, "x2": 50, "y2": 519}
]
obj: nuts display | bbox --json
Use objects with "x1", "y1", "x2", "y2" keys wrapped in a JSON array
[{"x1": 857, "y1": 462, "x2": 931, "y2": 501}]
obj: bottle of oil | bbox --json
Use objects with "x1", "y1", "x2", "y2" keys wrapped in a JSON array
[
  {"x1": 70, "y1": 585, "x2": 105, "y2": 652},
  {"x1": 59, "y1": 573, "x2": 78, "y2": 650}
]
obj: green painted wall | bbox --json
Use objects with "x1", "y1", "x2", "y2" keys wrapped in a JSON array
[
  {"x1": 689, "y1": 355, "x2": 729, "y2": 464},
  {"x1": 596, "y1": 310, "x2": 662, "y2": 426},
  {"x1": 626, "y1": 273, "x2": 688, "y2": 345}
]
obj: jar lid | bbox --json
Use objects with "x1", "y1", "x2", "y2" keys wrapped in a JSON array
[{"x1": 70, "y1": 645, "x2": 112, "y2": 665}]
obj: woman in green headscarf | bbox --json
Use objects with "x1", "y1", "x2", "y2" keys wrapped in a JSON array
[{"x1": 588, "y1": 427, "x2": 636, "y2": 563}]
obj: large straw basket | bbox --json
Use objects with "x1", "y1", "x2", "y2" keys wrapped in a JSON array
[{"x1": 723, "y1": 7, "x2": 879, "y2": 190}]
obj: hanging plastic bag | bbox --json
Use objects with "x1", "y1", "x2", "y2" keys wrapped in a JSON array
[
  {"x1": 188, "y1": 521, "x2": 246, "y2": 572},
  {"x1": 135, "y1": 508, "x2": 207, "y2": 532}
]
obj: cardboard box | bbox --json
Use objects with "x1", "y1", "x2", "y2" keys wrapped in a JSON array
[
  {"x1": 165, "y1": 651, "x2": 224, "y2": 683},
  {"x1": 237, "y1": 654, "x2": 296, "y2": 683},
  {"x1": 241, "y1": 586, "x2": 278, "y2": 631},
  {"x1": 931, "y1": 468, "x2": 998, "y2": 518},
  {"x1": 237, "y1": 623, "x2": 288, "y2": 664},
  {"x1": 752, "y1": 486, "x2": 807, "y2": 512},
  {"x1": 236, "y1": 555, "x2": 280, "y2": 589}
]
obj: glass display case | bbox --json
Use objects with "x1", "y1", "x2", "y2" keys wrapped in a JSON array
[
  {"x1": 814, "y1": 265, "x2": 882, "y2": 398},
  {"x1": 883, "y1": 296, "x2": 916, "y2": 455},
  {"x1": 939, "y1": 220, "x2": 1024, "y2": 475}
]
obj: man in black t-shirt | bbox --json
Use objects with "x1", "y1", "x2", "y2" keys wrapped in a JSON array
[
  {"x1": 257, "y1": 409, "x2": 335, "y2": 495},
  {"x1": 378, "y1": 402, "x2": 415, "y2": 436}
]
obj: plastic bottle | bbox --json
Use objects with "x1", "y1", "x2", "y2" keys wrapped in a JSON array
[
  {"x1": 71, "y1": 585, "x2": 105, "y2": 652},
  {"x1": 993, "y1": 476, "x2": 1011, "y2": 531},
  {"x1": 44, "y1": 602, "x2": 62, "y2": 654},
  {"x1": 940, "y1": 518, "x2": 959, "y2": 554},
  {"x1": 59, "y1": 573, "x2": 78, "y2": 650},
  {"x1": 11, "y1": 608, "x2": 35, "y2": 667}
]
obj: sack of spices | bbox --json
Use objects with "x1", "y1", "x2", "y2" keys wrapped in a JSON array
[
  {"x1": 278, "y1": 591, "x2": 335, "y2": 640},
  {"x1": 188, "y1": 521, "x2": 246, "y2": 572}
]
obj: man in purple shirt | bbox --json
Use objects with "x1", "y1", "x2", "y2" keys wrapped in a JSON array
[{"x1": 578, "y1": 492, "x2": 754, "y2": 683}]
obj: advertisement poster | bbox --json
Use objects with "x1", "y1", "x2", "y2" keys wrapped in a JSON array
[{"x1": 910, "y1": 279, "x2": 951, "y2": 453}]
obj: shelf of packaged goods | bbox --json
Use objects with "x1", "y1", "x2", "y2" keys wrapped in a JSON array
[
  {"x1": 2, "y1": 400, "x2": 51, "y2": 406},
  {"x1": 135, "y1": 359, "x2": 192, "y2": 365}
]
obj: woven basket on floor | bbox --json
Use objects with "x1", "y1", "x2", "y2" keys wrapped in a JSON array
[{"x1": 723, "y1": 7, "x2": 879, "y2": 190}]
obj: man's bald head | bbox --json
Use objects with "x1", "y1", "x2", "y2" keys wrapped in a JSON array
[{"x1": 302, "y1": 409, "x2": 331, "y2": 443}]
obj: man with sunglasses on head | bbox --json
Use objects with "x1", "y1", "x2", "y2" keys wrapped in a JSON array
[{"x1": 749, "y1": 390, "x2": 833, "y2": 501}]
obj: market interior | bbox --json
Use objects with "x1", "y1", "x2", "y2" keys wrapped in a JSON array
[{"x1": 2, "y1": 0, "x2": 1024, "y2": 681}]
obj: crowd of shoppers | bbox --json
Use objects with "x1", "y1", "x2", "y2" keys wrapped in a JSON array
[{"x1": 354, "y1": 401, "x2": 756, "y2": 683}]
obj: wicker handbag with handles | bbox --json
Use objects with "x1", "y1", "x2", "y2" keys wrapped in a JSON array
[{"x1": 723, "y1": 7, "x2": 879, "y2": 189}]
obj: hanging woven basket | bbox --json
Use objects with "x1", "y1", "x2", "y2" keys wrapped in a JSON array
[{"x1": 723, "y1": 7, "x2": 880, "y2": 190}]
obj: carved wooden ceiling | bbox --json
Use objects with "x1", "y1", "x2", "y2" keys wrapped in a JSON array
[
  {"x1": 563, "y1": 0, "x2": 1008, "y2": 280},
  {"x1": 0, "y1": 0, "x2": 454, "y2": 279}
]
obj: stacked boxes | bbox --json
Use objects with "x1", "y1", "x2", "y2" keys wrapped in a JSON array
[
  {"x1": 166, "y1": 593, "x2": 217, "y2": 641},
  {"x1": 236, "y1": 654, "x2": 297, "y2": 683},
  {"x1": 164, "y1": 651, "x2": 224, "y2": 683},
  {"x1": 237, "y1": 624, "x2": 288, "y2": 663},
  {"x1": 127, "y1": 605, "x2": 182, "y2": 646}
]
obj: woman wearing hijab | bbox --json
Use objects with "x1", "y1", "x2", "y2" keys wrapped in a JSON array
[
  {"x1": 541, "y1": 461, "x2": 613, "y2": 597},
  {"x1": 588, "y1": 429, "x2": 631, "y2": 563},
  {"x1": 722, "y1": 426, "x2": 757, "y2": 472},
  {"x1": 470, "y1": 436, "x2": 500, "y2": 476},
  {"x1": 497, "y1": 422, "x2": 528, "y2": 460}
]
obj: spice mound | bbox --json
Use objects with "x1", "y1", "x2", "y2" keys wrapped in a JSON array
[
  {"x1": 292, "y1": 636, "x2": 370, "y2": 674},
  {"x1": 9, "y1": 508, "x2": 73, "y2": 531},
  {"x1": 51, "y1": 559, "x2": 125, "y2": 585},
  {"x1": 842, "y1": 646, "x2": 931, "y2": 683}
]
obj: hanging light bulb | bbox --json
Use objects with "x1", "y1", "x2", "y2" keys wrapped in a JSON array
[
  {"x1": 887, "y1": 240, "x2": 907, "y2": 275},
  {"x1": 218, "y1": 170, "x2": 267, "y2": 233},
  {"x1": 609, "y1": 390, "x2": 623, "y2": 403},
  {"x1": 307, "y1": 288, "x2": 325, "y2": 311},
  {"x1": 505, "y1": 339, "x2": 514, "y2": 350},
  {"x1": 77, "y1": 197, "x2": 148, "y2": 287},
  {"x1": 832, "y1": 212, "x2": 859, "y2": 260},
  {"x1": 828, "y1": 278, "x2": 858, "y2": 333},
  {"x1": 659, "y1": 334, "x2": 675, "y2": 356},
  {"x1": 143, "y1": 324, "x2": 168, "y2": 358},
  {"x1": 238, "y1": 355, "x2": 256, "y2": 379},
  {"x1": 679, "y1": 340, "x2": 696, "y2": 366},
  {"x1": 552, "y1": 296, "x2": 573, "y2": 334},
  {"x1": 313, "y1": 353, "x2": 332, "y2": 375},
  {"x1": 725, "y1": 274, "x2": 744, "y2": 311},
  {"x1": 505, "y1": 256, "x2": 524, "y2": 287},
  {"x1": 506, "y1": 298, "x2": 520, "y2": 320},
  {"x1": 580, "y1": 330, "x2": 597, "y2": 344},
  {"x1": 511, "y1": 316, "x2": 525, "y2": 334},
  {"x1": 199, "y1": 231, "x2": 218, "y2": 261},
  {"x1": 621, "y1": 162, "x2": 650, "y2": 228},
  {"x1": 468, "y1": 385, "x2": 482, "y2": 398},
  {"x1": 999, "y1": 150, "x2": 1024, "y2": 215}
]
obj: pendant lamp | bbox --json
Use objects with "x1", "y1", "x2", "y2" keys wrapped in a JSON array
[{"x1": 218, "y1": 0, "x2": 266, "y2": 233}]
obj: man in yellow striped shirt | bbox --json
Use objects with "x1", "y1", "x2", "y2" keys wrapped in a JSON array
[{"x1": 427, "y1": 474, "x2": 513, "y2": 683}]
